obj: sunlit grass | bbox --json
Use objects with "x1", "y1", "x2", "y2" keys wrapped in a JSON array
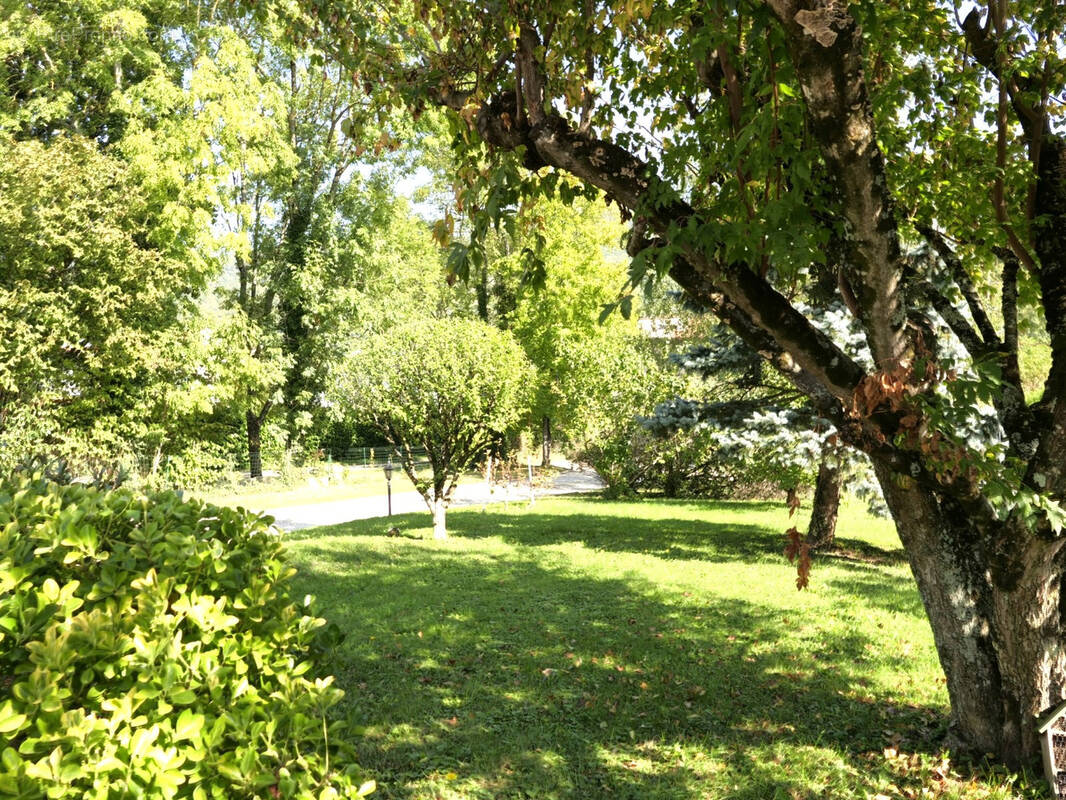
[
  {"x1": 194, "y1": 468, "x2": 388, "y2": 509},
  {"x1": 193, "y1": 464, "x2": 486, "y2": 510},
  {"x1": 286, "y1": 496, "x2": 1046, "y2": 799}
]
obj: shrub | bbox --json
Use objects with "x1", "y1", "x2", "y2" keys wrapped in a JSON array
[
  {"x1": 553, "y1": 331, "x2": 679, "y2": 498},
  {"x1": 155, "y1": 439, "x2": 240, "y2": 491},
  {"x1": 0, "y1": 474, "x2": 372, "y2": 799}
]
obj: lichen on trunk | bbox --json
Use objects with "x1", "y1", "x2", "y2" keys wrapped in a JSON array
[{"x1": 877, "y1": 464, "x2": 1066, "y2": 767}]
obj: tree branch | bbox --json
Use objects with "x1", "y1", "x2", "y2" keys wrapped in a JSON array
[
  {"x1": 960, "y1": 5, "x2": 1042, "y2": 274},
  {"x1": 659, "y1": 249, "x2": 990, "y2": 510},
  {"x1": 766, "y1": 0, "x2": 908, "y2": 370},
  {"x1": 667, "y1": 257, "x2": 845, "y2": 414},
  {"x1": 487, "y1": 110, "x2": 869, "y2": 402},
  {"x1": 917, "y1": 224, "x2": 1000, "y2": 346},
  {"x1": 958, "y1": 7, "x2": 1066, "y2": 493},
  {"x1": 996, "y1": 245, "x2": 1021, "y2": 386},
  {"x1": 515, "y1": 21, "x2": 547, "y2": 126},
  {"x1": 961, "y1": 7, "x2": 1044, "y2": 135},
  {"x1": 914, "y1": 278, "x2": 986, "y2": 358}
]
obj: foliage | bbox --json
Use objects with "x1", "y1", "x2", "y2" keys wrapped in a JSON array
[
  {"x1": 0, "y1": 0, "x2": 170, "y2": 140},
  {"x1": 282, "y1": 496, "x2": 1043, "y2": 800},
  {"x1": 643, "y1": 317, "x2": 851, "y2": 498},
  {"x1": 331, "y1": 317, "x2": 533, "y2": 535},
  {"x1": 649, "y1": 416, "x2": 812, "y2": 499},
  {"x1": 326, "y1": 180, "x2": 455, "y2": 339},
  {"x1": 210, "y1": 37, "x2": 365, "y2": 464},
  {"x1": 154, "y1": 438, "x2": 244, "y2": 491},
  {"x1": 500, "y1": 198, "x2": 633, "y2": 426},
  {"x1": 552, "y1": 330, "x2": 681, "y2": 497},
  {"x1": 0, "y1": 5, "x2": 297, "y2": 479},
  {"x1": 202, "y1": 15, "x2": 450, "y2": 471},
  {"x1": 0, "y1": 3, "x2": 448, "y2": 481},
  {"x1": 0, "y1": 473, "x2": 372, "y2": 799},
  {"x1": 0, "y1": 135, "x2": 206, "y2": 474}
]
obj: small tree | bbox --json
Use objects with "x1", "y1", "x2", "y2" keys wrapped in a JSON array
[{"x1": 335, "y1": 318, "x2": 533, "y2": 538}]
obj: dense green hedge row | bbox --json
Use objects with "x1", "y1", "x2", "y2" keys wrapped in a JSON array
[{"x1": 0, "y1": 475, "x2": 372, "y2": 799}]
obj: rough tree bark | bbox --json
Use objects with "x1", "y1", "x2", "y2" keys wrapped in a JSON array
[
  {"x1": 245, "y1": 403, "x2": 271, "y2": 480},
  {"x1": 806, "y1": 455, "x2": 841, "y2": 551},
  {"x1": 876, "y1": 467, "x2": 1066, "y2": 763}
]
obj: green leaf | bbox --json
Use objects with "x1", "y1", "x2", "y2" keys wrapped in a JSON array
[
  {"x1": 169, "y1": 689, "x2": 197, "y2": 706},
  {"x1": 215, "y1": 761, "x2": 244, "y2": 783},
  {"x1": 174, "y1": 709, "x2": 205, "y2": 742},
  {"x1": 0, "y1": 700, "x2": 26, "y2": 735}
]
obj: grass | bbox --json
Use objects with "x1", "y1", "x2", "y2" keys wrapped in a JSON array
[
  {"x1": 285, "y1": 496, "x2": 1047, "y2": 800},
  {"x1": 194, "y1": 468, "x2": 389, "y2": 509},
  {"x1": 193, "y1": 464, "x2": 490, "y2": 511},
  {"x1": 1020, "y1": 336, "x2": 1052, "y2": 403}
]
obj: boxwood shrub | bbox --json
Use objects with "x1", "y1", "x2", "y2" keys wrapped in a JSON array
[{"x1": 0, "y1": 474, "x2": 372, "y2": 799}]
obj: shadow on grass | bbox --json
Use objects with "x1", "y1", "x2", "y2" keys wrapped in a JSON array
[
  {"x1": 287, "y1": 496, "x2": 906, "y2": 568},
  {"x1": 447, "y1": 506, "x2": 795, "y2": 564},
  {"x1": 291, "y1": 536, "x2": 944, "y2": 800},
  {"x1": 449, "y1": 503, "x2": 906, "y2": 573},
  {"x1": 286, "y1": 505, "x2": 784, "y2": 565},
  {"x1": 822, "y1": 573, "x2": 927, "y2": 617},
  {"x1": 822, "y1": 537, "x2": 909, "y2": 567}
]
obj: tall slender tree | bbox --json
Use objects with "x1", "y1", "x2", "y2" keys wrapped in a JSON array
[{"x1": 210, "y1": 12, "x2": 428, "y2": 476}]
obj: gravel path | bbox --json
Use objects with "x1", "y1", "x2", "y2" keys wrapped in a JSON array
[{"x1": 263, "y1": 468, "x2": 606, "y2": 531}]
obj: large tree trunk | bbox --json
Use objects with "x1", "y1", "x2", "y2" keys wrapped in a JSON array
[
  {"x1": 877, "y1": 465, "x2": 1066, "y2": 767},
  {"x1": 246, "y1": 410, "x2": 264, "y2": 480},
  {"x1": 807, "y1": 455, "x2": 841, "y2": 550}
]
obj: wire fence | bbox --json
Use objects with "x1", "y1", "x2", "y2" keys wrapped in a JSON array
[{"x1": 327, "y1": 446, "x2": 428, "y2": 469}]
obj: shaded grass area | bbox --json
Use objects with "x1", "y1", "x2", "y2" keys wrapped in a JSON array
[{"x1": 286, "y1": 497, "x2": 1045, "y2": 799}]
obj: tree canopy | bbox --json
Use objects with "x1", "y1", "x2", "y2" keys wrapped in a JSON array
[
  {"x1": 0, "y1": 1, "x2": 454, "y2": 481},
  {"x1": 11, "y1": 0, "x2": 1066, "y2": 768},
  {"x1": 0, "y1": 135, "x2": 201, "y2": 467}
]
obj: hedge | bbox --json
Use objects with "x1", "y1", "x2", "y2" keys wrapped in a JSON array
[{"x1": 0, "y1": 474, "x2": 372, "y2": 799}]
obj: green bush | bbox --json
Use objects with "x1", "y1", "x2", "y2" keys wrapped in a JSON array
[
  {"x1": 0, "y1": 474, "x2": 373, "y2": 799},
  {"x1": 154, "y1": 439, "x2": 240, "y2": 491}
]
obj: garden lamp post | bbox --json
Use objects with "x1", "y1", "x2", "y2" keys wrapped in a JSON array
[{"x1": 383, "y1": 457, "x2": 393, "y2": 517}]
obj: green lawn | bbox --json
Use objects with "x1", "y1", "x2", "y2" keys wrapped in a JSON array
[
  {"x1": 193, "y1": 465, "x2": 488, "y2": 511},
  {"x1": 285, "y1": 497, "x2": 1045, "y2": 800},
  {"x1": 193, "y1": 468, "x2": 389, "y2": 509}
]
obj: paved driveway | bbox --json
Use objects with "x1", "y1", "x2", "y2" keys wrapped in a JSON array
[{"x1": 263, "y1": 468, "x2": 606, "y2": 531}]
